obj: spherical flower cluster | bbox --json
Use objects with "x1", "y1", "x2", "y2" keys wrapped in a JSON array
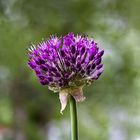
[{"x1": 28, "y1": 33, "x2": 104, "y2": 113}]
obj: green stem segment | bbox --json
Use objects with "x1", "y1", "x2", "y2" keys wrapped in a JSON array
[{"x1": 69, "y1": 95, "x2": 79, "y2": 140}]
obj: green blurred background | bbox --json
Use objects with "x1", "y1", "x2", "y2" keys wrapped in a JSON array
[{"x1": 0, "y1": 0, "x2": 140, "y2": 140}]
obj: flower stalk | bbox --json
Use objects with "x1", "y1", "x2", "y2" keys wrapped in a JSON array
[
  {"x1": 69, "y1": 95, "x2": 78, "y2": 140},
  {"x1": 27, "y1": 33, "x2": 104, "y2": 140}
]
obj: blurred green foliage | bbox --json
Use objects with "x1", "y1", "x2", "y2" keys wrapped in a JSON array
[{"x1": 0, "y1": 0, "x2": 140, "y2": 140}]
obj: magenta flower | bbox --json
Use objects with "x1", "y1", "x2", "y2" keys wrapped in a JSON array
[{"x1": 28, "y1": 33, "x2": 104, "y2": 113}]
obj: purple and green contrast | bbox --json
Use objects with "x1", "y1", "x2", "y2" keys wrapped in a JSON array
[{"x1": 28, "y1": 33, "x2": 104, "y2": 113}]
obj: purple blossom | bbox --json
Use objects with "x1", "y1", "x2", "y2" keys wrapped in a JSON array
[{"x1": 28, "y1": 33, "x2": 104, "y2": 113}]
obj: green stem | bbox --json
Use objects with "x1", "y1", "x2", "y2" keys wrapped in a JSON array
[{"x1": 69, "y1": 95, "x2": 78, "y2": 140}]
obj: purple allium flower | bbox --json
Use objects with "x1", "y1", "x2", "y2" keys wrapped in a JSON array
[{"x1": 28, "y1": 33, "x2": 104, "y2": 113}]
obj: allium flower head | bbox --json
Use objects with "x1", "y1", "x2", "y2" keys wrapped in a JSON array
[{"x1": 28, "y1": 33, "x2": 104, "y2": 113}]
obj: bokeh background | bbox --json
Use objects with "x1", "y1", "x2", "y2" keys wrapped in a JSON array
[{"x1": 0, "y1": 0, "x2": 140, "y2": 140}]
